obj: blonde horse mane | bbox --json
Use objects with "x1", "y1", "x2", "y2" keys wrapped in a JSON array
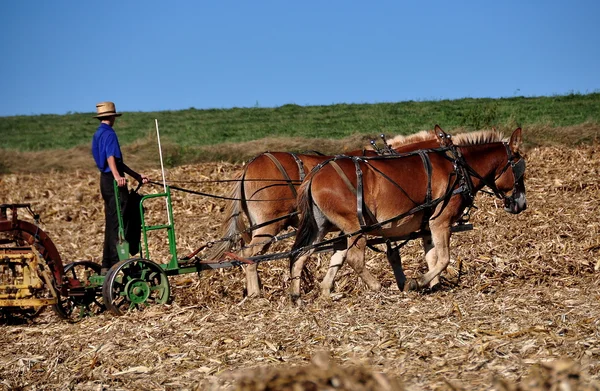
[
  {"x1": 365, "y1": 130, "x2": 436, "y2": 150},
  {"x1": 366, "y1": 128, "x2": 508, "y2": 151},
  {"x1": 451, "y1": 129, "x2": 507, "y2": 145}
]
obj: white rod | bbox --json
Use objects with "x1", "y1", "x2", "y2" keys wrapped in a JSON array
[{"x1": 155, "y1": 119, "x2": 171, "y2": 225}]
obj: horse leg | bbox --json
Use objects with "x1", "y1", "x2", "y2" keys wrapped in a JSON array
[
  {"x1": 242, "y1": 263, "x2": 260, "y2": 298},
  {"x1": 320, "y1": 249, "x2": 348, "y2": 297},
  {"x1": 241, "y1": 224, "x2": 284, "y2": 298},
  {"x1": 422, "y1": 234, "x2": 441, "y2": 289},
  {"x1": 289, "y1": 249, "x2": 315, "y2": 302},
  {"x1": 407, "y1": 227, "x2": 451, "y2": 290},
  {"x1": 385, "y1": 242, "x2": 406, "y2": 291},
  {"x1": 345, "y1": 236, "x2": 381, "y2": 292}
]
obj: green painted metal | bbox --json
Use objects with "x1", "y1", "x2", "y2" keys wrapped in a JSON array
[
  {"x1": 138, "y1": 187, "x2": 178, "y2": 270},
  {"x1": 126, "y1": 280, "x2": 151, "y2": 304},
  {"x1": 113, "y1": 181, "x2": 130, "y2": 261},
  {"x1": 111, "y1": 181, "x2": 178, "y2": 271},
  {"x1": 112, "y1": 182, "x2": 178, "y2": 268},
  {"x1": 103, "y1": 258, "x2": 171, "y2": 315}
]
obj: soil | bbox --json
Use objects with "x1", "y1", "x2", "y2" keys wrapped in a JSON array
[{"x1": 1, "y1": 143, "x2": 599, "y2": 390}]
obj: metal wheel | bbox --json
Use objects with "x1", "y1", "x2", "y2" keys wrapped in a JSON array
[
  {"x1": 53, "y1": 261, "x2": 105, "y2": 322},
  {"x1": 102, "y1": 258, "x2": 170, "y2": 316}
]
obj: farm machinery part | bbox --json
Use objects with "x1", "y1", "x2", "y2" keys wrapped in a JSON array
[
  {"x1": 0, "y1": 203, "x2": 106, "y2": 322},
  {"x1": 0, "y1": 203, "x2": 63, "y2": 321}
]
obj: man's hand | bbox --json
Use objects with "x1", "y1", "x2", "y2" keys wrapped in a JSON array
[
  {"x1": 115, "y1": 175, "x2": 127, "y2": 187},
  {"x1": 140, "y1": 174, "x2": 150, "y2": 184}
]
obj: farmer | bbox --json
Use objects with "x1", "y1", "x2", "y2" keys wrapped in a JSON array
[{"x1": 91, "y1": 101, "x2": 149, "y2": 275}]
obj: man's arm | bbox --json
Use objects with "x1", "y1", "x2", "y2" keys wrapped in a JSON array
[
  {"x1": 122, "y1": 163, "x2": 150, "y2": 185},
  {"x1": 107, "y1": 156, "x2": 127, "y2": 187}
]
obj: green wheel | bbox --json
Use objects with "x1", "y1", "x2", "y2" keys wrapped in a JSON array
[
  {"x1": 53, "y1": 261, "x2": 105, "y2": 322},
  {"x1": 102, "y1": 258, "x2": 170, "y2": 316}
]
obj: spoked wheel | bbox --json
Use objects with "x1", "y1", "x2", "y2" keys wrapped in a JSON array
[
  {"x1": 53, "y1": 261, "x2": 105, "y2": 322},
  {"x1": 102, "y1": 258, "x2": 170, "y2": 316}
]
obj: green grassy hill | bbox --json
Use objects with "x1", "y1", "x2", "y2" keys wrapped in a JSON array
[{"x1": 1, "y1": 93, "x2": 599, "y2": 173}]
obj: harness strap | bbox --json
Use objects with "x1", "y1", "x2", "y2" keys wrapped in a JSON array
[
  {"x1": 353, "y1": 159, "x2": 367, "y2": 228},
  {"x1": 447, "y1": 145, "x2": 476, "y2": 204},
  {"x1": 329, "y1": 160, "x2": 356, "y2": 195},
  {"x1": 289, "y1": 152, "x2": 307, "y2": 182},
  {"x1": 291, "y1": 178, "x2": 459, "y2": 258},
  {"x1": 417, "y1": 151, "x2": 433, "y2": 231},
  {"x1": 264, "y1": 152, "x2": 298, "y2": 198},
  {"x1": 329, "y1": 159, "x2": 378, "y2": 230}
]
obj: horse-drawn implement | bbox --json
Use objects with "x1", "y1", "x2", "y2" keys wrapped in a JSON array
[{"x1": 0, "y1": 125, "x2": 526, "y2": 322}]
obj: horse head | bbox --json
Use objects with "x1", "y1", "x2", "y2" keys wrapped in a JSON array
[{"x1": 495, "y1": 128, "x2": 527, "y2": 214}]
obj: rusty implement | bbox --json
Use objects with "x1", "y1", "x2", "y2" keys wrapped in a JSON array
[
  {"x1": 1, "y1": 203, "x2": 64, "y2": 321},
  {"x1": 0, "y1": 246, "x2": 58, "y2": 308}
]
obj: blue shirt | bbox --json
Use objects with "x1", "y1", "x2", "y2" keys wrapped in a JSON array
[{"x1": 92, "y1": 123, "x2": 123, "y2": 173}]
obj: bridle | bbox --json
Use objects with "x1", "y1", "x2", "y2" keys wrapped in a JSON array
[
  {"x1": 484, "y1": 143, "x2": 526, "y2": 209},
  {"x1": 446, "y1": 139, "x2": 526, "y2": 210}
]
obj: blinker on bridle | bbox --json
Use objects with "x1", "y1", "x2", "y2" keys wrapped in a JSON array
[
  {"x1": 511, "y1": 156, "x2": 526, "y2": 182},
  {"x1": 493, "y1": 143, "x2": 526, "y2": 209}
]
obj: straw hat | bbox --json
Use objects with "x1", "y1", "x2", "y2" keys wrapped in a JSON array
[{"x1": 94, "y1": 101, "x2": 122, "y2": 118}]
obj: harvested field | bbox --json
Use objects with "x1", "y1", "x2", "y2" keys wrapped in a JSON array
[{"x1": 1, "y1": 143, "x2": 600, "y2": 390}]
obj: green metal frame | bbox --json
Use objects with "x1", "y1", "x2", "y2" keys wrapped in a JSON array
[
  {"x1": 113, "y1": 181, "x2": 129, "y2": 261},
  {"x1": 138, "y1": 188, "x2": 178, "y2": 270},
  {"x1": 112, "y1": 181, "x2": 254, "y2": 277},
  {"x1": 113, "y1": 181, "x2": 179, "y2": 271}
]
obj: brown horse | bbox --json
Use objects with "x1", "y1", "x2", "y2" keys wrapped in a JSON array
[
  {"x1": 207, "y1": 131, "x2": 441, "y2": 297},
  {"x1": 290, "y1": 126, "x2": 527, "y2": 300}
]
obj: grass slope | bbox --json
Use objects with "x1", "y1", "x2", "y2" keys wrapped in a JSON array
[
  {"x1": 0, "y1": 93, "x2": 598, "y2": 173},
  {"x1": 2, "y1": 93, "x2": 599, "y2": 151}
]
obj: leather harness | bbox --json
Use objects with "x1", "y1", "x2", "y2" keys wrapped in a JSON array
[{"x1": 263, "y1": 152, "x2": 306, "y2": 197}]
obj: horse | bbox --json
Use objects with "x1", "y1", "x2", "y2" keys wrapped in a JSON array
[
  {"x1": 289, "y1": 126, "x2": 527, "y2": 300},
  {"x1": 206, "y1": 130, "x2": 443, "y2": 297}
]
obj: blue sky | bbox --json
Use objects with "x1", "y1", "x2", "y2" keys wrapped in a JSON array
[{"x1": 1, "y1": 0, "x2": 598, "y2": 117}]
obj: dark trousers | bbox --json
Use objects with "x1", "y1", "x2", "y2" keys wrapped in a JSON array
[{"x1": 100, "y1": 172, "x2": 128, "y2": 270}]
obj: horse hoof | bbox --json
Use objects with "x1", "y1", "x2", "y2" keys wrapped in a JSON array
[
  {"x1": 330, "y1": 293, "x2": 344, "y2": 301},
  {"x1": 245, "y1": 292, "x2": 261, "y2": 299},
  {"x1": 403, "y1": 279, "x2": 419, "y2": 292},
  {"x1": 290, "y1": 294, "x2": 302, "y2": 306}
]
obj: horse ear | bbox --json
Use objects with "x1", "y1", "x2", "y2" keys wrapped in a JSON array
[
  {"x1": 509, "y1": 128, "x2": 522, "y2": 153},
  {"x1": 434, "y1": 125, "x2": 446, "y2": 141},
  {"x1": 434, "y1": 125, "x2": 452, "y2": 147}
]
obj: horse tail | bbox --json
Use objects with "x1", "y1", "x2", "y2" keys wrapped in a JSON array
[
  {"x1": 206, "y1": 171, "x2": 250, "y2": 261},
  {"x1": 291, "y1": 179, "x2": 318, "y2": 264}
]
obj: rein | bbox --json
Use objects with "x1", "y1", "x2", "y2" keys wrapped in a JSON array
[{"x1": 148, "y1": 181, "x2": 297, "y2": 202}]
